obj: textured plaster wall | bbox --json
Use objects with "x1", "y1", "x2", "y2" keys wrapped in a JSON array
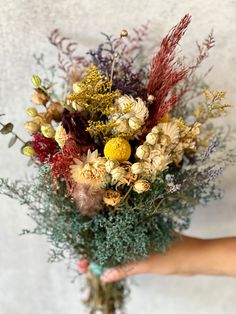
[{"x1": 1, "y1": 1, "x2": 236, "y2": 314}]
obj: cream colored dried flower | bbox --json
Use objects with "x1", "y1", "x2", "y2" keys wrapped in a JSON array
[
  {"x1": 133, "y1": 179, "x2": 150, "y2": 193},
  {"x1": 128, "y1": 117, "x2": 142, "y2": 130},
  {"x1": 115, "y1": 118, "x2": 129, "y2": 133},
  {"x1": 103, "y1": 190, "x2": 121, "y2": 206},
  {"x1": 110, "y1": 166, "x2": 126, "y2": 185},
  {"x1": 146, "y1": 132, "x2": 158, "y2": 145},
  {"x1": 105, "y1": 159, "x2": 120, "y2": 173},
  {"x1": 136, "y1": 144, "x2": 150, "y2": 159},
  {"x1": 131, "y1": 162, "x2": 143, "y2": 175},
  {"x1": 151, "y1": 154, "x2": 171, "y2": 172},
  {"x1": 159, "y1": 122, "x2": 179, "y2": 143},
  {"x1": 118, "y1": 172, "x2": 138, "y2": 186},
  {"x1": 55, "y1": 124, "x2": 68, "y2": 148},
  {"x1": 71, "y1": 150, "x2": 110, "y2": 187},
  {"x1": 111, "y1": 95, "x2": 148, "y2": 137}
]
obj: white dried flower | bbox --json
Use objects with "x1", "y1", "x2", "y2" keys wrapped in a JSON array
[
  {"x1": 131, "y1": 162, "x2": 143, "y2": 175},
  {"x1": 110, "y1": 166, "x2": 126, "y2": 185},
  {"x1": 115, "y1": 118, "x2": 129, "y2": 133},
  {"x1": 136, "y1": 144, "x2": 150, "y2": 160},
  {"x1": 152, "y1": 154, "x2": 170, "y2": 172},
  {"x1": 159, "y1": 122, "x2": 179, "y2": 143},
  {"x1": 105, "y1": 159, "x2": 119, "y2": 173},
  {"x1": 146, "y1": 132, "x2": 158, "y2": 145},
  {"x1": 128, "y1": 117, "x2": 142, "y2": 130}
]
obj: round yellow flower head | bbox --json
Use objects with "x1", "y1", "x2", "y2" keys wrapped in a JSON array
[{"x1": 104, "y1": 137, "x2": 131, "y2": 162}]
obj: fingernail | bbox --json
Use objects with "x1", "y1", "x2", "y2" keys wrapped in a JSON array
[{"x1": 101, "y1": 269, "x2": 117, "y2": 283}]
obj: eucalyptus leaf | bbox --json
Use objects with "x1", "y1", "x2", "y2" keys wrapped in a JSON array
[
  {"x1": 8, "y1": 135, "x2": 17, "y2": 148},
  {"x1": 0, "y1": 123, "x2": 14, "y2": 134}
]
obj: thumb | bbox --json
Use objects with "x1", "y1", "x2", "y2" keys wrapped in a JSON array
[{"x1": 101, "y1": 261, "x2": 144, "y2": 283}]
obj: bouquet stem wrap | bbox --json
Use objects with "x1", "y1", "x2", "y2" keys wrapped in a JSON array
[{"x1": 85, "y1": 271, "x2": 126, "y2": 314}]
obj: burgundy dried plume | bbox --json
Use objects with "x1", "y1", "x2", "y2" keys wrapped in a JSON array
[
  {"x1": 62, "y1": 111, "x2": 95, "y2": 151},
  {"x1": 146, "y1": 14, "x2": 192, "y2": 130}
]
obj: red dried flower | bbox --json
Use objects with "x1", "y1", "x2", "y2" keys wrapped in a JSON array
[
  {"x1": 50, "y1": 137, "x2": 81, "y2": 193},
  {"x1": 32, "y1": 133, "x2": 58, "y2": 163}
]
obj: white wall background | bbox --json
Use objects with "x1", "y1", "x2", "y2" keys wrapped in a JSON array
[{"x1": 1, "y1": 1, "x2": 236, "y2": 313}]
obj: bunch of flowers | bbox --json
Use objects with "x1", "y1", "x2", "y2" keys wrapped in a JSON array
[{"x1": 1, "y1": 14, "x2": 235, "y2": 314}]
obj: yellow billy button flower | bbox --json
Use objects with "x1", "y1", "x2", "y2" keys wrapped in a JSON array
[
  {"x1": 41, "y1": 124, "x2": 55, "y2": 138},
  {"x1": 133, "y1": 179, "x2": 150, "y2": 193},
  {"x1": 22, "y1": 146, "x2": 36, "y2": 157},
  {"x1": 103, "y1": 190, "x2": 121, "y2": 206},
  {"x1": 104, "y1": 137, "x2": 131, "y2": 162}
]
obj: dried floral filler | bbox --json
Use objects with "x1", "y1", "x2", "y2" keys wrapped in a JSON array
[{"x1": 1, "y1": 14, "x2": 235, "y2": 314}]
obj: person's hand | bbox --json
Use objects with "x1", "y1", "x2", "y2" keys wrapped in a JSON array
[
  {"x1": 100, "y1": 235, "x2": 203, "y2": 283},
  {"x1": 77, "y1": 234, "x2": 236, "y2": 283}
]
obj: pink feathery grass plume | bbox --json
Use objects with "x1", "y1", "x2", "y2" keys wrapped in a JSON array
[
  {"x1": 146, "y1": 14, "x2": 191, "y2": 130},
  {"x1": 72, "y1": 183, "x2": 104, "y2": 217}
]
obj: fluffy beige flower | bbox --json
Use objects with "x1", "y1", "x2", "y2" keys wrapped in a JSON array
[
  {"x1": 72, "y1": 183, "x2": 104, "y2": 216},
  {"x1": 71, "y1": 150, "x2": 109, "y2": 187}
]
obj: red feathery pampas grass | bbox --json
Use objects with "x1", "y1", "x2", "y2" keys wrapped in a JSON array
[{"x1": 146, "y1": 14, "x2": 191, "y2": 129}]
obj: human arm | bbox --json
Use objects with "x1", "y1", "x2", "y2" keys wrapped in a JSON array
[{"x1": 99, "y1": 235, "x2": 236, "y2": 283}]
